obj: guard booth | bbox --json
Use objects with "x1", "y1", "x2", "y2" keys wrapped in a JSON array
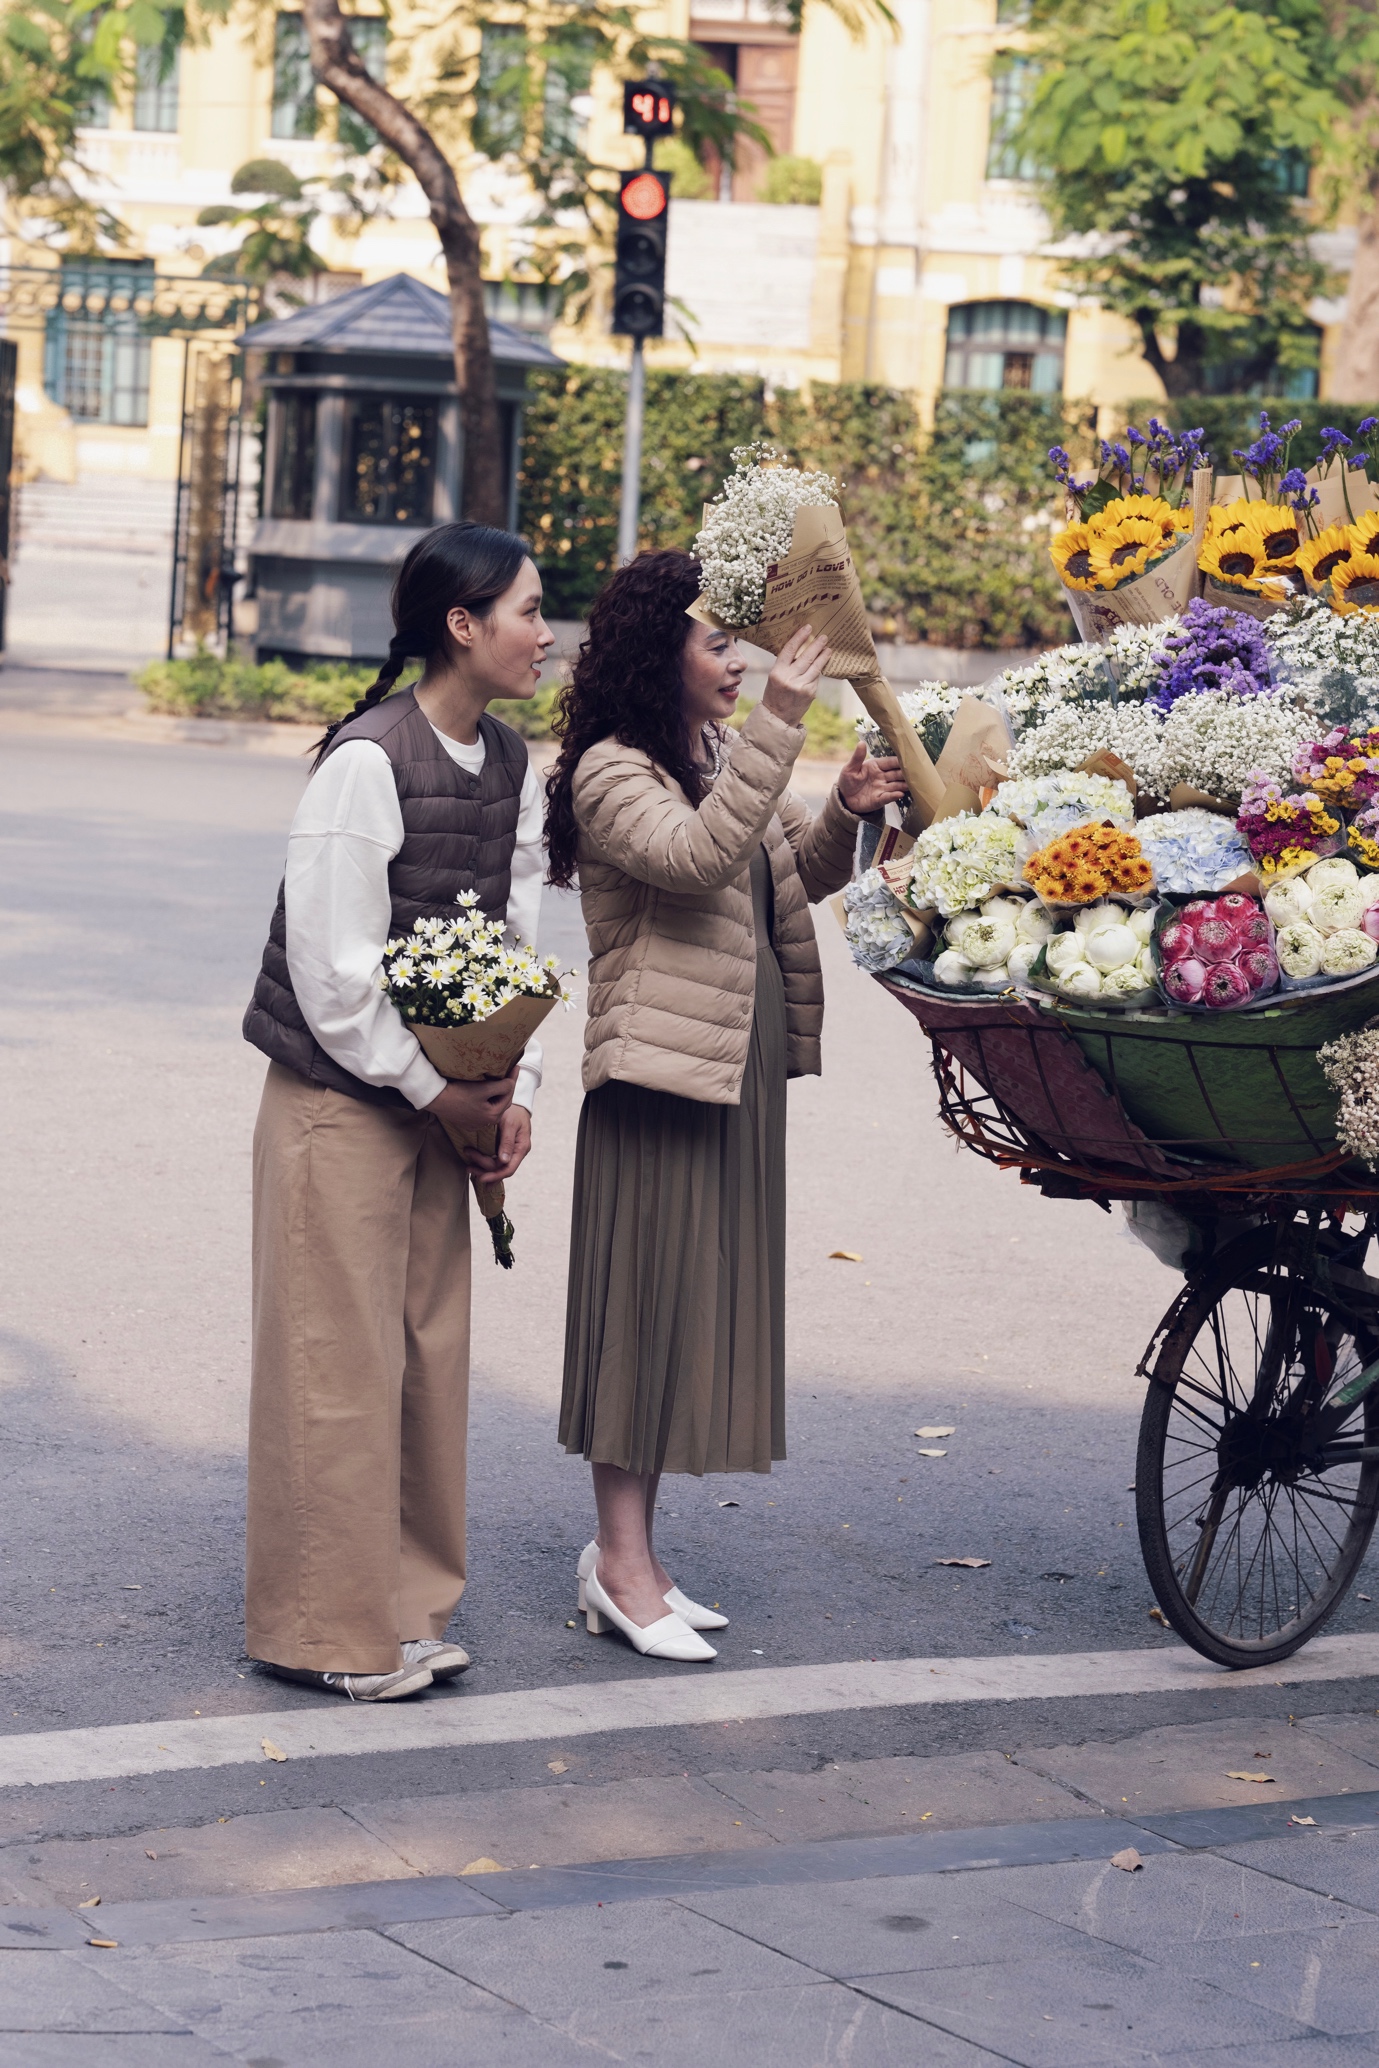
[{"x1": 241, "y1": 273, "x2": 562, "y2": 663}]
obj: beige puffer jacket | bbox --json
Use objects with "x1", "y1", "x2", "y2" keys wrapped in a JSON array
[{"x1": 571, "y1": 699, "x2": 859, "y2": 1103}]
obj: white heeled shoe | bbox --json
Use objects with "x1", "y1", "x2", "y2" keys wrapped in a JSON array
[
  {"x1": 577, "y1": 1539, "x2": 728, "y2": 1632},
  {"x1": 583, "y1": 1566, "x2": 717, "y2": 1661}
]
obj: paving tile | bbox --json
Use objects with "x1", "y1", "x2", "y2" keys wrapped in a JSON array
[
  {"x1": 1215, "y1": 1827, "x2": 1379, "y2": 1914},
  {"x1": 0, "y1": 1947, "x2": 184, "y2": 2033},
  {"x1": 556, "y1": 1980, "x2": 1007, "y2": 2067},
  {"x1": 1, "y1": 1807, "x2": 417, "y2": 1910},
  {"x1": 347, "y1": 1773, "x2": 768, "y2": 1875},
  {"x1": 986, "y1": 1848, "x2": 1373, "y2": 1955},
  {"x1": 1133, "y1": 2040, "x2": 1379, "y2": 2067},
  {"x1": 861, "y1": 1946, "x2": 1311, "y2": 2065},
  {"x1": 2, "y1": 2038, "x2": 231, "y2": 2066},
  {"x1": 72, "y1": 1928, "x2": 590, "y2": 2068},
  {"x1": 1172, "y1": 1921, "x2": 1379, "y2": 2038},
  {"x1": 0, "y1": 1910, "x2": 90, "y2": 1950},
  {"x1": 389, "y1": 1896, "x2": 818, "y2": 2014},
  {"x1": 678, "y1": 1870, "x2": 1098, "y2": 1978},
  {"x1": 700, "y1": 1750, "x2": 1095, "y2": 1843},
  {"x1": 1288, "y1": 1713, "x2": 1379, "y2": 1776},
  {"x1": 92, "y1": 1873, "x2": 500, "y2": 1948},
  {"x1": 1023, "y1": 1717, "x2": 1379, "y2": 1817}
]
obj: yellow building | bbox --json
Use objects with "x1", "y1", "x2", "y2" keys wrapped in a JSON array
[{"x1": 3, "y1": 0, "x2": 1332, "y2": 492}]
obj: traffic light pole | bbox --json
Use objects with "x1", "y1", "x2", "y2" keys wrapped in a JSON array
[{"x1": 617, "y1": 335, "x2": 645, "y2": 566}]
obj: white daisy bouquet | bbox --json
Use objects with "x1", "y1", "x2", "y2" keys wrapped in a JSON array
[
  {"x1": 856, "y1": 681, "x2": 966, "y2": 764},
  {"x1": 381, "y1": 891, "x2": 572, "y2": 1266},
  {"x1": 690, "y1": 445, "x2": 945, "y2": 820}
]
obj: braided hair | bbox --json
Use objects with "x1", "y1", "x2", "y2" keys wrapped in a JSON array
[{"x1": 311, "y1": 520, "x2": 533, "y2": 767}]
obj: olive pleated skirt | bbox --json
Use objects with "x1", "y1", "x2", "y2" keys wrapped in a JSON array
[{"x1": 559, "y1": 857, "x2": 787, "y2": 1477}]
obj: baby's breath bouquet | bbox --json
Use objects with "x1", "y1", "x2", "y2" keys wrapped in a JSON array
[
  {"x1": 690, "y1": 445, "x2": 945, "y2": 821},
  {"x1": 381, "y1": 891, "x2": 572, "y2": 1267}
]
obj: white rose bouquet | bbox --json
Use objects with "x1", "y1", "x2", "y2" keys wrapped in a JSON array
[{"x1": 382, "y1": 892, "x2": 573, "y2": 1266}]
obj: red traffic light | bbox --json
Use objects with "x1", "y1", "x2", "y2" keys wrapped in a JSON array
[
  {"x1": 623, "y1": 78, "x2": 676, "y2": 139},
  {"x1": 630, "y1": 90, "x2": 672, "y2": 130},
  {"x1": 621, "y1": 172, "x2": 668, "y2": 222}
]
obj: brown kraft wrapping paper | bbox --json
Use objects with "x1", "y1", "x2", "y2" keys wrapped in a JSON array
[
  {"x1": 410, "y1": 992, "x2": 558, "y2": 1224},
  {"x1": 689, "y1": 503, "x2": 947, "y2": 825},
  {"x1": 1060, "y1": 467, "x2": 1213, "y2": 643}
]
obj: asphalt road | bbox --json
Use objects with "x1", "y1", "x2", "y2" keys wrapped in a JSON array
[{"x1": 4, "y1": 724, "x2": 1378, "y2": 1794}]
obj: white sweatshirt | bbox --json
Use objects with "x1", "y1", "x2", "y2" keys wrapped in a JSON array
[{"x1": 283, "y1": 727, "x2": 544, "y2": 1112}]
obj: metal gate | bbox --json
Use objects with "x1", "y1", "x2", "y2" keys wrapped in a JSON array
[{"x1": 168, "y1": 341, "x2": 249, "y2": 656}]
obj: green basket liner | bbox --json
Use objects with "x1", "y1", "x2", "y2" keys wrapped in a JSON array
[{"x1": 1051, "y1": 974, "x2": 1379, "y2": 1169}]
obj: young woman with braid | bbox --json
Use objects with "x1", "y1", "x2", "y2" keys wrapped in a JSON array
[{"x1": 241, "y1": 523, "x2": 552, "y2": 1700}]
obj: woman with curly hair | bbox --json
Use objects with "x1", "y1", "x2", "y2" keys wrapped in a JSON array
[{"x1": 545, "y1": 548, "x2": 905, "y2": 1661}]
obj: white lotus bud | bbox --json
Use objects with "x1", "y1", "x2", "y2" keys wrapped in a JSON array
[
  {"x1": 1085, "y1": 923, "x2": 1140, "y2": 972},
  {"x1": 1057, "y1": 961, "x2": 1102, "y2": 999},
  {"x1": 933, "y1": 948, "x2": 975, "y2": 987}
]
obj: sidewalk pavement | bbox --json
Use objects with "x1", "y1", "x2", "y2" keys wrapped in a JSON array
[{"x1": 7, "y1": 1709, "x2": 1379, "y2": 2063}]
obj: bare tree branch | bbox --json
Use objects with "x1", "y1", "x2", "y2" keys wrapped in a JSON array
[{"x1": 299, "y1": 0, "x2": 506, "y2": 524}]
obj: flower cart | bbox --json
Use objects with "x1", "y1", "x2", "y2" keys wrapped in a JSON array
[{"x1": 881, "y1": 969, "x2": 1379, "y2": 1670}]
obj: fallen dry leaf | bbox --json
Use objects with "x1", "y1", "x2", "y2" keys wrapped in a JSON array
[
  {"x1": 547, "y1": 1760, "x2": 569, "y2": 1775},
  {"x1": 87, "y1": 1938, "x2": 118, "y2": 1949},
  {"x1": 261, "y1": 1739, "x2": 287, "y2": 1763},
  {"x1": 935, "y1": 1556, "x2": 990, "y2": 1569},
  {"x1": 77, "y1": 1896, "x2": 100, "y2": 1909},
  {"x1": 1290, "y1": 1815, "x2": 1317, "y2": 1827},
  {"x1": 829, "y1": 1250, "x2": 863, "y2": 1263},
  {"x1": 565, "y1": 1619, "x2": 576, "y2": 1628},
  {"x1": 718, "y1": 1498, "x2": 740, "y2": 1507},
  {"x1": 1148, "y1": 1607, "x2": 1170, "y2": 1627},
  {"x1": 916, "y1": 1448, "x2": 948, "y2": 1459},
  {"x1": 1110, "y1": 1847, "x2": 1144, "y2": 1872},
  {"x1": 1227, "y1": 1772, "x2": 1276, "y2": 1784},
  {"x1": 460, "y1": 1857, "x2": 506, "y2": 1875},
  {"x1": 144, "y1": 1852, "x2": 157, "y2": 1862},
  {"x1": 915, "y1": 1426, "x2": 957, "y2": 1439}
]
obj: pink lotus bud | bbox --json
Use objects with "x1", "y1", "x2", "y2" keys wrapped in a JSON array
[
  {"x1": 1363, "y1": 905, "x2": 1379, "y2": 943},
  {"x1": 1163, "y1": 958, "x2": 1207, "y2": 1004},
  {"x1": 1202, "y1": 962, "x2": 1251, "y2": 1008},
  {"x1": 1216, "y1": 894, "x2": 1255, "y2": 920},
  {"x1": 1193, "y1": 915, "x2": 1240, "y2": 958},
  {"x1": 1240, "y1": 949, "x2": 1278, "y2": 992},
  {"x1": 1159, "y1": 920, "x2": 1194, "y2": 964},
  {"x1": 1239, "y1": 913, "x2": 1272, "y2": 950}
]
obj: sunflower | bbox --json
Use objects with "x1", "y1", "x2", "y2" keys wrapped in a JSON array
[
  {"x1": 1199, "y1": 534, "x2": 1269, "y2": 590},
  {"x1": 1095, "y1": 493, "x2": 1183, "y2": 544},
  {"x1": 1050, "y1": 523, "x2": 1104, "y2": 591},
  {"x1": 1297, "y1": 524, "x2": 1355, "y2": 591},
  {"x1": 1088, "y1": 516, "x2": 1166, "y2": 587},
  {"x1": 1332, "y1": 552, "x2": 1379, "y2": 615},
  {"x1": 1204, "y1": 497, "x2": 1254, "y2": 543},
  {"x1": 1351, "y1": 511, "x2": 1379, "y2": 555},
  {"x1": 1233, "y1": 502, "x2": 1301, "y2": 568}
]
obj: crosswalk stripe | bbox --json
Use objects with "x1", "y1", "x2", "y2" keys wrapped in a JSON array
[{"x1": 4, "y1": 1634, "x2": 1379, "y2": 1792}]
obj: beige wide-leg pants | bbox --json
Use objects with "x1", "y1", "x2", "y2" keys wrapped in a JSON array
[{"x1": 245, "y1": 1062, "x2": 472, "y2": 1676}]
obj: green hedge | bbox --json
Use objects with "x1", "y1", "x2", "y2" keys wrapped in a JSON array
[
  {"x1": 137, "y1": 652, "x2": 560, "y2": 738},
  {"x1": 518, "y1": 373, "x2": 1081, "y2": 649},
  {"x1": 1122, "y1": 398, "x2": 1379, "y2": 467}
]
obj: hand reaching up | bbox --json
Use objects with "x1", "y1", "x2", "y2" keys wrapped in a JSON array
[
  {"x1": 761, "y1": 624, "x2": 831, "y2": 727},
  {"x1": 837, "y1": 743, "x2": 907, "y2": 818}
]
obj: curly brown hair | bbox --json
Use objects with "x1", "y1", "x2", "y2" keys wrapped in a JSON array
[{"x1": 545, "y1": 549, "x2": 710, "y2": 888}]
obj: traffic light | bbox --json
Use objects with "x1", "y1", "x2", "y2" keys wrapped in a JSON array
[
  {"x1": 623, "y1": 80, "x2": 675, "y2": 140},
  {"x1": 612, "y1": 169, "x2": 671, "y2": 338}
]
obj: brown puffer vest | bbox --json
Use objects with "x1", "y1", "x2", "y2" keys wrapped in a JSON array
[{"x1": 242, "y1": 687, "x2": 528, "y2": 1107}]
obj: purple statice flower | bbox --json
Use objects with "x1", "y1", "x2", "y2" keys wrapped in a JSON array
[
  {"x1": 1359, "y1": 416, "x2": 1379, "y2": 437},
  {"x1": 1350, "y1": 453, "x2": 1370, "y2": 470},
  {"x1": 1319, "y1": 427, "x2": 1353, "y2": 457},
  {"x1": 1149, "y1": 599, "x2": 1275, "y2": 714}
]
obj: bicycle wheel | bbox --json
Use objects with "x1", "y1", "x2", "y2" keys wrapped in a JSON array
[{"x1": 1137, "y1": 1219, "x2": 1379, "y2": 1668}]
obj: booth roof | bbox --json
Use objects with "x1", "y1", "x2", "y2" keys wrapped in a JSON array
[{"x1": 240, "y1": 271, "x2": 564, "y2": 368}]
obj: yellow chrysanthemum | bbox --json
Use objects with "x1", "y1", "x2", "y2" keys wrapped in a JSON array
[
  {"x1": 1331, "y1": 552, "x2": 1379, "y2": 615},
  {"x1": 1199, "y1": 534, "x2": 1269, "y2": 590},
  {"x1": 1050, "y1": 523, "x2": 1103, "y2": 591},
  {"x1": 1297, "y1": 524, "x2": 1355, "y2": 591},
  {"x1": 1093, "y1": 493, "x2": 1183, "y2": 544},
  {"x1": 1088, "y1": 516, "x2": 1165, "y2": 587},
  {"x1": 1233, "y1": 502, "x2": 1301, "y2": 568}
]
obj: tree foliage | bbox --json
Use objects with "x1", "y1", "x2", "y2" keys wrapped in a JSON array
[{"x1": 1018, "y1": 0, "x2": 1336, "y2": 395}]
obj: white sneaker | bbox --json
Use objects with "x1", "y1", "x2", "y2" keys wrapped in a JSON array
[
  {"x1": 264, "y1": 1661, "x2": 434, "y2": 1702},
  {"x1": 402, "y1": 1639, "x2": 471, "y2": 1681}
]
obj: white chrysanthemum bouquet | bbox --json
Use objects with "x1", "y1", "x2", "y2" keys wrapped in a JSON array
[
  {"x1": 381, "y1": 891, "x2": 573, "y2": 1266},
  {"x1": 690, "y1": 445, "x2": 945, "y2": 820}
]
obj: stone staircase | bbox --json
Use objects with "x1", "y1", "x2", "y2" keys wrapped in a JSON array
[{"x1": 15, "y1": 475, "x2": 179, "y2": 556}]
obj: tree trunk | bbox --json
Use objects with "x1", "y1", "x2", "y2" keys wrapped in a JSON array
[
  {"x1": 299, "y1": 0, "x2": 507, "y2": 524},
  {"x1": 1332, "y1": 184, "x2": 1379, "y2": 403}
]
